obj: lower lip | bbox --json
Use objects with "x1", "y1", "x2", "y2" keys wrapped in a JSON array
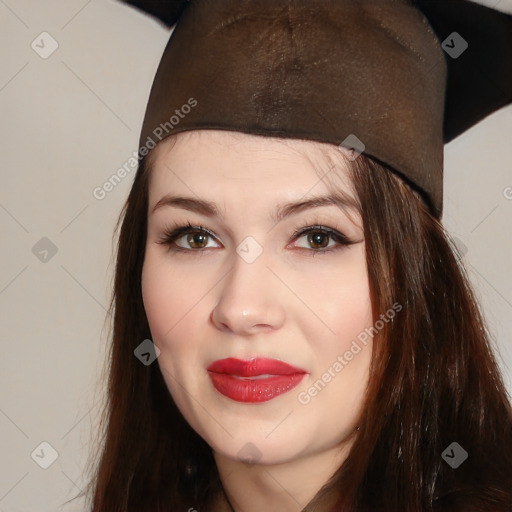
[{"x1": 208, "y1": 373, "x2": 306, "y2": 403}]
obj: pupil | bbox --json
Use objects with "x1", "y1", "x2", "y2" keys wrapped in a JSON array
[
  {"x1": 309, "y1": 232, "x2": 327, "y2": 248},
  {"x1": 189, "y1": 232, "x2": 206, "y2": 248}
]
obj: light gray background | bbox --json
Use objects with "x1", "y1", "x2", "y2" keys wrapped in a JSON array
[{"x1": 1, "y1": 0, "x2": 511, "y2": 510}]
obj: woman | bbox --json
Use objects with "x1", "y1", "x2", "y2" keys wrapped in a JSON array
[{"x1": 79, "y1": 0, "x2": 512, "y2": 510}]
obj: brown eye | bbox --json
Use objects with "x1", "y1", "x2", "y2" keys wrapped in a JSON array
[
  {"x1": 158, "y1": 223, "x2": 355, "y2": 255},
  {"x1": 307, "y1": 231, "x2": 330, "y2": 250},
  {"x1": 186, "y1": 231, "x2": 209, "y2": 249},
  {"x1": 291, "y1": 224, "x2": 354, "y2": 254},
  {"x1": 157, "y1": 224, "x2": 219, "y2": 252}
]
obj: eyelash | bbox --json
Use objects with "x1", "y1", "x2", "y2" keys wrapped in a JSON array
[{"x1": 156, "y1": 219, "x2": 356, "y2": 256}]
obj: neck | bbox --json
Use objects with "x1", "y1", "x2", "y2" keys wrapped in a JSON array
[{"x1": 212, "y1": 442, "x2": 351, "y2": 512}]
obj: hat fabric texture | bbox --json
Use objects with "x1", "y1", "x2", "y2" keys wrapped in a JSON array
[{"x1": 124, "y1": 0, "x2": 512, "y2": 218}]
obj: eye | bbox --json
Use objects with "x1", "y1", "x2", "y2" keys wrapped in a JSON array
[
  {"x1": 156, "y1": 221, "x2": 357, "y2": 254},
  {"x1": 289, "y1": 225, "x2": 355, "y2": 255},
  {"x1": 156, "y1": 222, "x2": 219, "y2": 252}
]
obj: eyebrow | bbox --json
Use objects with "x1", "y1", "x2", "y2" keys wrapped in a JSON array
[{"x1": 151, "y1": 192, "x2": 360, "y2": 223}]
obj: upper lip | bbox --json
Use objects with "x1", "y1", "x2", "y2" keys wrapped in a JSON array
[{"x1": 207, "y1": 357, "x2": 307, "y2": 377}]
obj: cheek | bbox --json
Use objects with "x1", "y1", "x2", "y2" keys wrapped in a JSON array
[
  {"x1": 293, "y1": 246, "x2": 373, "y2": 347},
  {"x1": 141, "y1": 251, "x2": 201, "y2": 338},
  {"x1": 330, "y1": 280, "x2": 373, "y2": 347},
  {"x1": 141, "y1": 253, "x2": 193, "y2": 368},
  {"x1": 141, "y1": 250, "x2": 216, "y2": 387},
  {"x1": 292, "y1": 247, "x2": 373, "y2": 415},
  {"x1": 141, "y1": 258, "x2": 175, "y2": 339},
  {"x1": 141, "y1": 254, "x2": 205, "y2": 404}
]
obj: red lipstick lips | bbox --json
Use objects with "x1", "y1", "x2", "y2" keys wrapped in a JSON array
[{"x1": 207, "y1": 357, "x2": 307, "y2": 403}]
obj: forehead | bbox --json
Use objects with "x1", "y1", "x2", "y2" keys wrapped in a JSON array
[{"x1": 147, "y1": 130, "x2": 355, "y2": 195}]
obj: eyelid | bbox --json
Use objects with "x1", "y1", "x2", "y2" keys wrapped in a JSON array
[
  {"x1": 156, "y1": 222, "x2": 221, "y2": 250},
  {"x1": 288, "y1": 223, "x2": 353, "y2": 249},
  {"x1": 156, "y1": 218, "x2": 358, "y2": 254}
]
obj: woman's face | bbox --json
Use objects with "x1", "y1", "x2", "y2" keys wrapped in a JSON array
[{"x1": 142, "y1": 130, "x2": 374, "y2": 466}]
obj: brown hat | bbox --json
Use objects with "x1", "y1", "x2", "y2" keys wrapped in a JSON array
[{"x1": 123, "y1": 0, "x2": 512, "y2": 219}]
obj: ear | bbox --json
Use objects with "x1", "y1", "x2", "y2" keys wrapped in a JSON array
[{"x1": 120, "y1": 0, "x2": 189, "y2": 27}]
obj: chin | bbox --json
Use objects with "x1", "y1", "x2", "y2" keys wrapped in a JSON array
[{"x1": 212, "y1": 439, "x2": 306, "y2": 466}]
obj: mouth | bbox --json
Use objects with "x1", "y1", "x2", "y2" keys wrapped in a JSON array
[{"x1": 206, "y1": 357, "x2": 307, "y2": 403}]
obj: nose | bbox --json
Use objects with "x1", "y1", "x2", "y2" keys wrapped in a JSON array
[{"x1": 211, "y1": 250, "x2": 286, "y2": 336}]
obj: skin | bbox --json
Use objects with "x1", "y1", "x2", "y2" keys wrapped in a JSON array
[{"x1": 141, "y1": 129, "x2": 374, "y2": 512}]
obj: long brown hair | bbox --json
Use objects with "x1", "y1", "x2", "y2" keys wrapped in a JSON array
[
  {"x1": 308, "y1": 155, "x2": 512, "y2": 511},
  {"x1": 75, "y1": 142, "x2": 512, "y2": 511}
]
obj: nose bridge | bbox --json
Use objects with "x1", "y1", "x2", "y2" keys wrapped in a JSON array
[
  {"x1": 222, "y1": 239, "x2": 274, "y2": 305},
  {"x1": 212, "y1": 238, "x2": 285, "y2": 333}
]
